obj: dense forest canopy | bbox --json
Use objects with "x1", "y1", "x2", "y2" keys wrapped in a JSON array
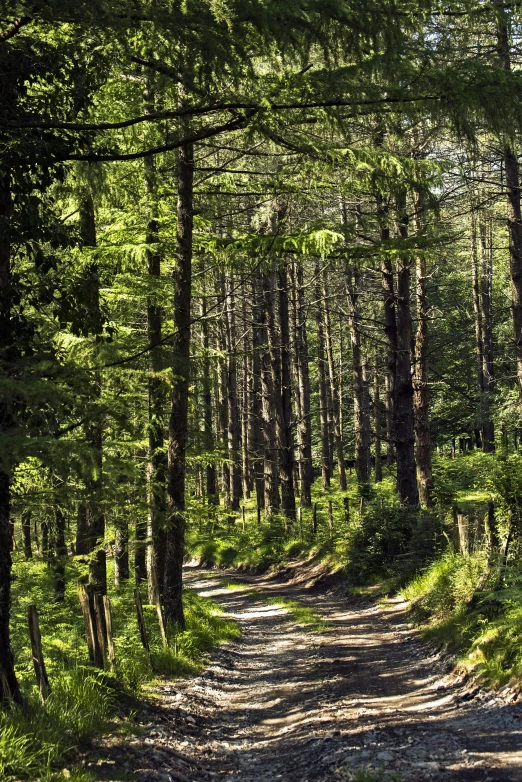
[{"x1": 3, "y1": 0, "x2": 522, "y2": 722}]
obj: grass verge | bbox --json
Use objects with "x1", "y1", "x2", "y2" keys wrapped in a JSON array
[{"x1": 4, "y1": 557, "x2": 238, "y2": 781}]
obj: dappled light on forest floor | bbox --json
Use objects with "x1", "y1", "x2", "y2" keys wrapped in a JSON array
[{"x1": 80, "y1": 568, "x2": 522, "y2": 781}]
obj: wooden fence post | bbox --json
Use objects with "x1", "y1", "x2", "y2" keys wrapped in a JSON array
[
  {"x1": 242, "y1": 506, "x2": 246, "y2": 531},
  {"x1": 156, "y1": 599, "x2": 168, "y2": 648},
  {"x1": 328, "y1": 500, "x2": 334, "y2": 535},
  {"x1": 344, "y1": 497, "x2": 350, "y2": 523},
  {"x1": 78, "y1": 582, "x2": 104, "y2": 668},
  {"x1": 134, "y1": 587, "x2": 151, "y2": 661},
  {"x1": 103, "y1": 596, "x2": 116, "y2": 668},
  {"x1": 27, "y1": 604, "x2": 50, "y2": 702},
  {"x1": 298, "y1": 507, "x2": 303, "y2": 541},
  {"x1": 313, "y1": 503, "x2": 318, "y2": 536}
]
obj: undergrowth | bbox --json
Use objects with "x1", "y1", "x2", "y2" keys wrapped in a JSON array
[{"x1": 4, "y1": 555, "x2": 238, "y2": 781}]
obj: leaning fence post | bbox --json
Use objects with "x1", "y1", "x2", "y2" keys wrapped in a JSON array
[
  {"x1": 103, "y1": 596, "x2": 116, "y2": 668},
  {"x1": 156, "y1": 599, "x2": 168, "y2": 648},
  {"x1": 78, "y1": 582, "x2": 104, "y2": 668},
  {"x1": 27, "y1": 604, "x2": 50, "y2": 702},
  {"x1": 134, "y1": 587, "x2": 151, "y2": 662}
]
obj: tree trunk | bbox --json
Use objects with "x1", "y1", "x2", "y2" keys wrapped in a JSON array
[
  {"x1": 379, "y1": 194, "x2": 396, "y2": 466},
  {"x1": 498, "y1": 19, "x2": 522, "y2": 413},
  {"x1": 80, "y1": 191, "x2": 107, "y2": 595},
  {"x1": 241, "y1": 290, "x2": 251, "y2": 500},
  {"x1": 322, "y1": 268, "x2": 347, "y2": 490},
  {"x1": 294, "y1": 263, "x2": 313, "y2": 506},
  {"x1": 346, "y1": 266, "x2": 371, "y2": 483},
  {"x1": 53, "y1": 507, "x2": 67, "y2": 601},
  {"x1": 201, "y1": 292, "x2": 217, "y2": 504},
  {"x1": 225, "y1": 273, "x2": 241, "y2": 510},
  {"x1": 75, "y1": 503, "x2": 89, "y2": 555},
  {"x1": 316, "y1": 269, "x2": 332, "y2": 489},
  {"x1": 0, "y1": 161, "x2": 20, "y2": 703},
  {"x1": 113, "y1": 515, "x2": 129, "y2": 587},
  {"x1": 374, "y1": 368, "x2": 383, "y2": 483},
  {"x1": 164, "y1": 141, "x2": 193, "y2": 630},
  {"x1": 22, "y1": 510, "x2": 32, "y2": 559},
  {"x1": 278, "y1": 261, "x2": 296, "y2": 520},
  {"x1": 413, "y1": 203, "x2": 433, "y2": 508},
  {"x1": 395, "y1": 194, "x2": 419, "y2": 507},
  {"x1": 259, "y1": 276, "x2": 280, "y2": 515},
  {"x1": 480, "y1": 216, "x2": 495, "y2": 451},
  {"x1": 250, "y1": 278, "x2": 266, "y2": 510},
  {"x1": 144, "y1": 118, "x2": 167, "y2": 604}
]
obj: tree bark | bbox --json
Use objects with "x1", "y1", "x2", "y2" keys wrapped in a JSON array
[
  {"x1": 294, "y1": 263, "x2": 313, "y2": 506},
  {"x1": 80, "y1": 191, "x2": 107, "y2": 595},
  {"x1": 374, "y1": 368, "x2": 383, "y2": 483},
  {"x1": 346, "y1": 266, "x2": 371, "y2": 483},
  {"x1": 278, "y1": 261, "x2": 296, "y2": 520},
  {"x1": 480, "y1": 215, "x2": 495, "y2": 451},
  {"x1": 143, "y1": 111, "x2": 167, "y2": 603},
  {"x1": 322, "y1": 268, "x2": 347, "y2": 490},
  {"x1": 22, "y1": 510, "x2": 32, "y2": 559},
  {"x1": 224, "y1": 272, "x2": 241, "y2": 510},
  {"x1": 164, "y1": 141, "x2": 194, "y2": 630},
  {"x1": 250, "y1": 277, "x2": 266, "y2": 510},
  {"x1": 315, "y1": 268, "x2": 332, "y2": 489},
  {"x1": 0, "y1": 159, "x2": 21, "y2": 703},
  {"x1": 413, "y1": 202, "x2": 433, "y2": 507},
  {"x1": 498, "y1": 19, "x2": 522, "y2": 413},
  {"x1": 201, "y1": 292, "x2": 217, "y2": 504},
  {"x1": 395, "y1": 194, "x2": 419, "y2": 507},
  {"x1": 260, "y1": 275, "x2": 280, "y2": 515},
  {"x1": 53, "y1": 507, "x2": 67, "y2": 601},
  {"x1": 378, "y1": 194, "x2": 396, "y2": 466}
]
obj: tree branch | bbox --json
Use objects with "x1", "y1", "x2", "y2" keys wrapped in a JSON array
[
  {"x1": 0, "y1": 16, "x2": 32, "y2": 42},
  {"x1": 64, "y1": 114, "x2": 252, "y2": 162}
]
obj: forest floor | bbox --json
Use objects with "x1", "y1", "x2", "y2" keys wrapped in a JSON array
[{"x1": 80, "y1": 565, "x2": 522, "y2": 782}]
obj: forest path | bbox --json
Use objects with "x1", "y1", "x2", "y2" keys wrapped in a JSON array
[{"x1": 89, "y1": 567, "x2": 522, "y2": 781}]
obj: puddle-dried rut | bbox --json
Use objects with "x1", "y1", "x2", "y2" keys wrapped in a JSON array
[{"x1": 87, "y1": 568, "x2": 522, "y2": 781}]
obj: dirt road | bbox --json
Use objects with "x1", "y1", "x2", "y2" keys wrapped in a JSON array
[{"x1": 87, "y1": 568, "x2": 522, "y2": 781}]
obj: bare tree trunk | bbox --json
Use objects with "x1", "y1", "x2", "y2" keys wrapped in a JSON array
[
  {"x1": 0, "y1": 160, "x2": 21, "y2": 703},
  {"x1": 143, "y1": 98, "x2": 167, "y2": 603},
  {"x1": 53, "y1": 507, "x2": 67, "y2": 601},
  {"x1": 241, "y1": 289, "x2": 251, "y2": 500},
  {"x1": 164, "y1": 141, "x2": 194, "y2": 630},
  {"x1": 201, "y1": 292, "x2": 217, "y2": 504},
  {"x1": 395, "y1": 194, "x2": 419, "y2": 507},
  {"x1": 498, "y1": 19, "x2": 522, "y2": 414},
  {"x1": 480, "y1": 216, "x2": 495, "y2": 451},
  {"x1": 278, "y1": 261, "x2": 296, "y2": 520},
  {"x1": 374, "y1": 368, "x2": 383, "y2": 483},
  {"x1": 251, "y1": 278, "x2": 266, "y2": 509},
  {"x1": 378, "y1": 194, "x2": 396, "y2": 466},
  {"x1": 316, "y1": 269, "x2": 332, "y2": 488},
  {"x1": 80, "y1": 191, "x2": 107, "y2": 595},
  {"x1": 225, "y1": 273, "x2": 241, "y2": 510},
  {"x1": 113, "y1": 515, "x2": 129, "y2": 586},
  {"x1": 260, "y1": 276, "x2": 280, "y2": 515},
  {"x1": 413, "y1": 203, "x2": 433, "y2": 508},
  {"x1": 22, "y1": 510, "x2": 32, "y2": 559},
  {"x1": 346, "y1": 266, "x2": 371, "y2": 483},
  {"x1": 322, "y1": 268, "x2": 347, "y2": 490},
  {"x1": 294, "y1": 263, "x2": 313, "y2": 506}
]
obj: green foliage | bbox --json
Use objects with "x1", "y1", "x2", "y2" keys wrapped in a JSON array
[
  {"x1": 402, "y1": 552, "x2": 522, "y2": 688},
  {"x1": 4, "y1": 552, "x2": 237, "y2": 780}
]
